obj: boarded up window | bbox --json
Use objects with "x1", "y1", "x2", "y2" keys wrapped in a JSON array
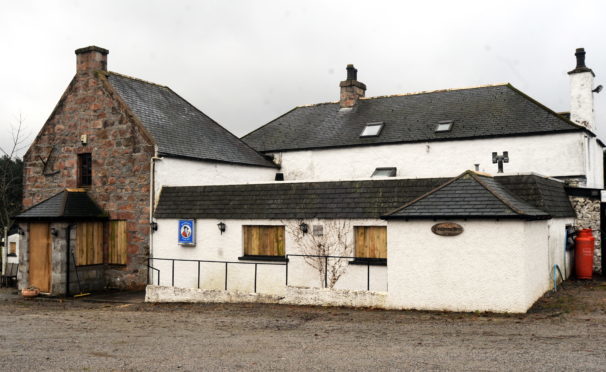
[
  {"x1": 354, "y1": 226, "x2": 387, "y2": 259},
  {"x1": 76, "y1": 222, "x2": 103, "y2": 265},
  {"x1": 108, "y1": 220, "x2": 127, "y2": 265},
  {"x1": 243, "y1": 226, "x2": 285, "y2": 256},
  {"x1": 9, "y1": 242, "x2": 16, "y2": 255}
]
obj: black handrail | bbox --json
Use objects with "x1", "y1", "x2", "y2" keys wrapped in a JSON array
[
  {"x1": 147, "y1": 263, "x2": 160, "y2": 286},
  {"x1": 148, "y1": 257, "x2": 285, "y2": 292}
]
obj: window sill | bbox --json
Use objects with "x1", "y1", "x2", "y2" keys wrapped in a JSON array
[
  {"x1": 348, "y1": 258, "x2": 387, "y2": 266},
  {"x1": 238, "y1": 255, "x2": 288, "y2": 262}
]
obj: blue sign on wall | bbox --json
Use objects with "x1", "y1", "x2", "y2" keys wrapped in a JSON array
[{"x1": 178, "y1": 220, "x2": 195, "y2": 245}]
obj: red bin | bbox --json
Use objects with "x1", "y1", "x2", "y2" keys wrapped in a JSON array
[{"x1": 575, "y1": 229, "x2": 595, "y2": 279}]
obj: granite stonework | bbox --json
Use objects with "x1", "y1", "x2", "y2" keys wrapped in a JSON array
[
  {"x1": 22, "y1": 52, "x2": 154, "y2": 290},
  {"x1": 569, "y1": 196, "x2": 602, "y2": 273}
]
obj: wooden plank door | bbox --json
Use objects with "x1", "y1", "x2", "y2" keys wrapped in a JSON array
[{"x1": 29, "y1": 223, "x2": 51, "y2": 293}]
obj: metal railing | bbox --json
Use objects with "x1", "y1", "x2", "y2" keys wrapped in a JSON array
[
  {"x1": 285, "y1": 254, "x2": 384, "y2": 291},
  {"x1": 148, "y1": 257, "x2": 286, "y2": 293},
  {"x1": 148, "y1": 254, "x2": 386, "y2": 293}
]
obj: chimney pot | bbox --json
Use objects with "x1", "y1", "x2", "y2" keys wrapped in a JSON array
[
  {"x1": 75, "y1": 46, "x2": 109, "y2": 74},
  {"x1": 575, "y1": 48, "x2": 587, "y2": 69}
]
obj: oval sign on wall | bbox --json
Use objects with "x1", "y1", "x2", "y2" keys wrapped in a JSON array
[{"x1": 431, "y1": 222, "x2": 463, "y2": 236}]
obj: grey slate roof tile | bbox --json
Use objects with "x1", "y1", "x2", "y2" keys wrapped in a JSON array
[
  {"x1": 242, "y1": 84, "x2": 584, "y2": 152},
  {"x1": 154, "y1": 172, "x2": 574, "y2": 220},
  {"x1": 385, "y1": 171, "x2": 550, "y2": 219},
  {"x1": 107, "y1": 73, "x2": 275, "y2": 168},
  {"x1": 16, "y1": 190, "x2": 107, "y2": 220}
]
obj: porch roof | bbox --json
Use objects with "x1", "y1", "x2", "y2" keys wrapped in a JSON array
[{"x1": 15, "y1": 189, "x2": 107, "y2": 221}]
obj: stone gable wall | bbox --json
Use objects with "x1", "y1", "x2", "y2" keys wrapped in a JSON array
[
  {"x1": 23, "y1": 70, "x2": 155, "y2": 289},
  {"x1": 569, "y1": 196, "x2": 601, "y2": 273}
]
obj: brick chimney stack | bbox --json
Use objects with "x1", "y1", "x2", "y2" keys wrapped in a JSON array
[
  {"x1": 568, "y1": 48, "x2": 596, "y2": 131},
  {"x1": 75, "y1": 46, "x2": 109, "y2": 74},
  {"x1": 339, "y1": 64, "x2": 366, "y2": 109}
]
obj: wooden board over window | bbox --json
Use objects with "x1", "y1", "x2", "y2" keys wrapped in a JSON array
[
  {"x1": 76, "y1": 222, "x2": 103, "y2": 266},
  {"x1": 9, "y1": 242, "x2": 16, "y2": 255},
  {"x1": 243, "y1": 226, "x2": 285, "y2": 256},
  {"x1": 355, "y1": 226, "x2": 387, "y2": 259},
  {"x1": 108, "y1": 220, "x2": 127, "y2": 265}
]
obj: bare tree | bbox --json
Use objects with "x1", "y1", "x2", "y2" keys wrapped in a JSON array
[
  {"x1": 285, "y1": 219, "x2": 353, "y2": 288},
  {"x1": 0, "y1": 115, "x2": 28, "y2": 274}
]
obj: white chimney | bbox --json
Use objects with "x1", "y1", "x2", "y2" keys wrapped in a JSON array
[{"x1": 568, "y1": 48, "x2": 596, "y2": 131}]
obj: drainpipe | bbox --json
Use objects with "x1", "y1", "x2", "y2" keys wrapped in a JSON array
[{"x1": 149, "y1": 152, "x2": 161, "y2": 283}]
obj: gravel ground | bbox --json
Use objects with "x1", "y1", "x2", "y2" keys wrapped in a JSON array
[{"x1": 1, "y1": 280, "x2": 606, "y2": 371}]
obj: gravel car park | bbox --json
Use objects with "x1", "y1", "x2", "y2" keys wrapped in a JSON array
[{"x1": 1, "y1": 280, "x2": 606, "y2": 371}]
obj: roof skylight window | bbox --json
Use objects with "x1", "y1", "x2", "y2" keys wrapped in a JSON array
[
  {"x1": 371, "y1": 167, "x2": 397, "y2": 177},
  {"x1": 435, "y1": 120, "x2": 454, "y2": 132},
  {"x1": 360, "y1": 122, "x2": 384, "y2": 137}
]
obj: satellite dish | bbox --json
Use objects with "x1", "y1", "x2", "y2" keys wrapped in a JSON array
[{"x1": 593, "y1": 85, "x2": 603, "y2": 93}]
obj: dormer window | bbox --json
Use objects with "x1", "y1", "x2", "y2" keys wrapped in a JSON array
[
  {"x1": 435, "y1": 120, "x2": 454, "y2": 132},
  {"x1": 372, "y1": 167, "x2": 397, "y2": 177},
  {"x1": 360, "y1": 122, "x2": 384, "y2": 137}
]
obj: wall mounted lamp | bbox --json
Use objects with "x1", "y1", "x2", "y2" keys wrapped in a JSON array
[
  {"x1": 217, "y1": 222, "x2": 226, "y2": 235},
  {"x1": 150, "y1": 222, "x2": 158, "y2": 232},
  {"x1": 50, "y1": 227, "x2": 59, "y2": 237},
  {"x1": 18, "y1": 227, "x2": 25, "y2": 236},
  {"x1": 299, "y1": 222, "x2": 309, "y2": 234}
]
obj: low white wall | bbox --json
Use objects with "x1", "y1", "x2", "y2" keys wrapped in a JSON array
[
  {"x1": 146, "y1": 285, "x2": 387, "y2": 308},
  {"x1": 154, "y1": 157, "x2": 277, "y2": 204},
  {"x1": 273, "y1": 132, "x2": 602, "y2": 188},
  {"x1": 387, "y1": 219, "x2": 550, "y2": 313},
  {"x1": 151, "y1": 218, "x2": 388, "y2": 295}
]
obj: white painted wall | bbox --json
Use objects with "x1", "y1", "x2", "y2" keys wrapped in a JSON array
[
  {"x1": 151, "y1": 218, "x2": 388, "y2": 295},
  {"x1": 387, "y1": 219, "x2": 552, "y2": 313},
  {"x1": 272, "y1": 132, "x2": 603, "y2": 188},
  {"x1": 585, "y1": 135, "x2": 604, "y2": 188},
  {"x1": 570, "y1": 71, "x2": 595, "y2": 131},
  {"x1": 153, "y1": 157, "x2": 277, "y2": 203},
  {"x1": 546, "y1": 218, "x2": 575, "y2": 287},
  {"x1": 7, "y1": 233, "x2": 19, "y2": 264}
]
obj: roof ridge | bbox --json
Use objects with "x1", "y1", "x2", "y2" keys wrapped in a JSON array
[
  {"x1": 293, "y1": 83, "x2": 510, "y2": 108},
  {"x1": 382, "y1": 170, "x2": 475, "y2": 217},
  {"x1": 107, "y1": 71, "x2": 168, "y2": 88},
  {"x1": 470, "y1": 172, "x2": 531, "y2": 216}
]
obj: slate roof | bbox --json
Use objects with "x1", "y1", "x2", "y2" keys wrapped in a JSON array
[
  {"x1": 106, "y1": 73, "x2": 275, "y2": 168},
  {"x1": 494, "y1": 174, "x2": 576, "y2": 218},
  {"x1": 384, "y1": 171, "x2": 551, "y2": 220},
  {"x1": 155, "y1": 178, "x2": 448, "y2": 220},
  {"x1": 242, "y1": 84, "x2": 585, "y2": 153},
  {"x1": 15, "y1": 189, "x2": 107, "y2": 220},
  {"x1": 154, "y1": 172, "x2": 574, "y2": 220}
]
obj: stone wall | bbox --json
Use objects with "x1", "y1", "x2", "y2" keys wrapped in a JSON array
[
  {"x1": 569, "y1": 196, "x2": 601, "y2": 273},
  {"x1": 22, "y1": 67, "x2": 155, "y2": 289}
]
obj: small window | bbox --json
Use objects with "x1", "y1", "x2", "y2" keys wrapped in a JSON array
[
  {"x1": 371, "y1": 167, "x2": 397, "y2": 178},
  {"x1": 76, "y1": 222, "x2": 103, "y2": 266},
  {"x1": 312, "y1": 225, "x2": 324, "y2": 237},
  {"x1": 242, "y1": 226, "x2": 285, "y2": 258},
  {"x1": 9, "y1": 242, "x2": 16, "y2": 255},
  {"x1": 360, "y1": 122, "x2": 384, "y2": 137},
  {"x1": 354, "y1": 226, "x2": 387, "y2": 261},
  {"x1": 435, "y1": 120, "x2": 454, "y2": 132},
  {"x1": 78, "y1": 153, "x2": 92, "y2": 187}
]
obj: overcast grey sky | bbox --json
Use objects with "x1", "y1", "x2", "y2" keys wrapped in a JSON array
[{"x1": 1, "y1": 0, "x2": 605, "y2": 157}]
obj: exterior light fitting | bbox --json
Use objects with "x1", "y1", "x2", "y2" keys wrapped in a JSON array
[
  {"x1": 217, "y1": 222, "x2": 226, "y2": 234},
  {"x1": 299, "y1": 222, "x2": 309, "y2": 234}
]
